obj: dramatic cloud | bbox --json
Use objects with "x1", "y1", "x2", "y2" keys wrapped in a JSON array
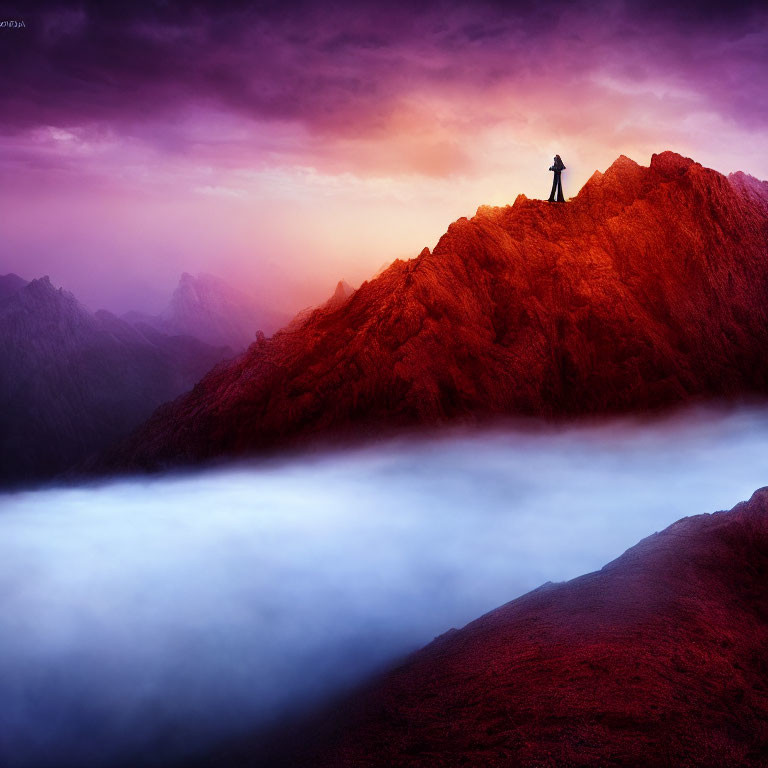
[
  {"x1": 1, "y1": 0, "x2": 766, "y2": 313},
  {"x1": 3, "y1": 0, "x2": 766, "y2": 141}
]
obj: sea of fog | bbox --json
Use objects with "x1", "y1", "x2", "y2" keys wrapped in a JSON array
[{"x1": 1, "y1": 406, "x2": 768, "y2": 767}]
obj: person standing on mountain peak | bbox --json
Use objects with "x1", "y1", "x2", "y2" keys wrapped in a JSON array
[{"x1": 548, "y1": 155, "x2": 566, "y2": 202}]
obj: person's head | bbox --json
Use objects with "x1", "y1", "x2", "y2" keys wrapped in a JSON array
[{"x1": 554, "y1": 154, "x2": 562, "y2": 163}]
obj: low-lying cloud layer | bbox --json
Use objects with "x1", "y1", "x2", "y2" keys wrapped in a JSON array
[{"x1": 1, "y1": 406, "x2": 767, "y2": 766}]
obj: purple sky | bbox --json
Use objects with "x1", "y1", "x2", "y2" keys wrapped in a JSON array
[{"x1": 1, "y1": 0, "x2": 766, "y2": 314}]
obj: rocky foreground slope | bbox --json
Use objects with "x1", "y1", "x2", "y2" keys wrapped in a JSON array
[
  {"x1": 227, "y1": 488, "x2": 768, "y2": 768},
  {"x1": 111, "y1": 152, "x2": 768, "y2": 470}
]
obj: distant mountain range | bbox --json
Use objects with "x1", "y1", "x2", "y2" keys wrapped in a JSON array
[
  {"x1": 0, "y1": 275, "x2": 235, "y2": 485},
  {"x1": 0, "y1": 271, "x2": 356, "y2": 485},
  {"x1": 272, "y1": 488, "x2": 768, "y2": 767},
  {"x1": 106, "y1": 151, "x2": 768, "y2": 473},
  {"x1": 123, "y1": 272, "x2": 291, "y2": 351}
]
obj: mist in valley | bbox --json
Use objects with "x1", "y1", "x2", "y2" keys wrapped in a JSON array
[{"x1": 1, "y1": 406, "x2": 767, "y2": 766}]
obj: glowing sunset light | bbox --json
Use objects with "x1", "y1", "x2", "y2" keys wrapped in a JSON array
[{"x1": 1, "y1": 0, "x2": 766, "y2": 315}]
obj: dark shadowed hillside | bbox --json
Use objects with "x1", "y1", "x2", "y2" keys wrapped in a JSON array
[
  {"x1": 109, "y1": 152, "x2": 768, "y2": 471},
  {"x1": 0, "y1": 276, "x2": 231, "y2": 485}
]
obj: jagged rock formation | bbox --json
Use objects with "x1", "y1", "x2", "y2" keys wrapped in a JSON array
[
  {"x1": 325, "y1": 279, "x2": 355, "y2": 311},
  {"x1": 249, "y1": 489, "x2": 768, "y2": 767},
  {"x1": 284, "y1": 279, "x2": 357, "y2": 332},
  {"x1": 124, "y1": 272, "x2": 290, "y2": 351},
  {"x1": 0, "y1": 276, "x2": 230, "y2": 485},
  {"x1": 111, "y1": 152, "x2": 768, "y2": 471}
]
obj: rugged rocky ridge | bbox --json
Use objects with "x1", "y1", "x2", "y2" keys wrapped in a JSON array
[
  {"x1": 112, "y1": 152, "x2": 768, "y2": 471},
  {"x1": 245, "y1": 488, "x2": 768, "y2": 767},
  {"x1": 0, "y1": 276, "x2": 231, "y2": 485}
]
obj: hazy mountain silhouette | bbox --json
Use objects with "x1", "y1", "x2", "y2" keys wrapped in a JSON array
[
  {"x1": 105, "y1": 151, "x2": 768, "y2": 473},
  {"x1": 124, "y1": 272, "x2": 291, "y2": 351},
  {"x1": 0, "y1": 276, "x2": 231, "y2": 485},
  {"x1": 284, "y1": 278, "x2": 356, "y2": 332},
  {"x1": 0, "y1": 272, "x2": 28, "y2": 302}
]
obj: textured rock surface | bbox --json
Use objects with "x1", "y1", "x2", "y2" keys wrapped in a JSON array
[
  {"x1": 255, "y1": 489, "x2": 768, "y2": 767},
  {"x1": 0, "y1": 276, "x2": 231, "y2": 484},
  {"x1": 113, "y1": 152, "x2": 768, "y2": 471}
]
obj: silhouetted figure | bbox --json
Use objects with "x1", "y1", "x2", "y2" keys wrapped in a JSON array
[{"x1": 548, "y1": 155, "x2": 566, "y2": 202}]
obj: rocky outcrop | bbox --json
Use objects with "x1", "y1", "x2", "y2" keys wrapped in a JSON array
[
  {"x1": 271, "y1": 489, "x2": 768, "y2": 767},
  {"x1": 0, "y1": 276, "x2": 231, "y2": 485},
  {"x1": 111, "y1": 152, "x2": 768, "y2": 471}
]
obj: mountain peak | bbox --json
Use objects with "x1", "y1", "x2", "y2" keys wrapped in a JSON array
[
  {"x1": 0, "y1": 275, "x2": 232, "y2": 485},
  {"x1": 24, "y1": 275, "x2": 75, "y2": 303},
  {"x1": 173, "y1": 272, "x2": 232, "y2": 297},
  {"x1": 607, "y1": 154, "x2": 641, "y2": 172},
  {"x1": 159, "y1": 271, "x2": 288, "y2": 349},
  {"x1": 650, "y1": 150, "x2": 697, "y2": 177},
  {"x1": 331, "y1": 279, "x2": 355, "y2": 304},
  {"x1": 575, "y1": 154, "x2": 645, "y2": 206},
  {"x1": 106, "y1": 152, "x2": 768, "y2": 473},
  {"x1": 578, "y1": 152, "x2": 696, "y2": 202},
  {"x1": 323, "y1": 279, "x2": 356, "y2": 311},
  {"x1": 728, "y1": 171, "x2": 768, "y2": 207},
  {"x1": 0, "y1": 273, "x2": 29, "y2": 302}
]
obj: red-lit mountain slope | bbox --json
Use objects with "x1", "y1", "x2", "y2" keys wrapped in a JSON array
[
  {"x1": 113, "y1": 152, "x2": 768, "y2": 469},
  {"x1": 294, "y1": 488, "x2": 768, "y2": 767}
]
